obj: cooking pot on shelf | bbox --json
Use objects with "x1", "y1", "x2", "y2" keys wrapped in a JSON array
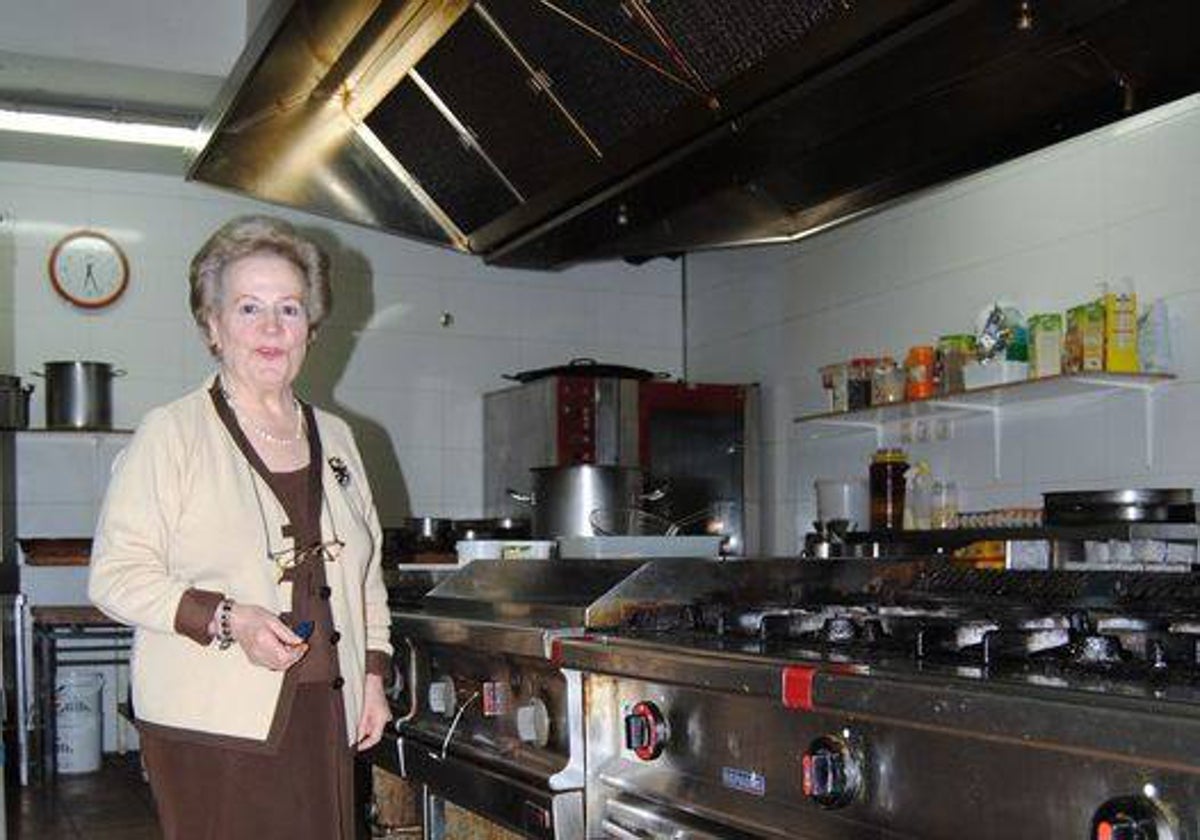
[
  {"x1": 0, "y1": 375, "x2": 33, "y2": 430},
  {"x1": 508, "y1": 465, "x2": 665, "y2": 538},
  {"x1": 32, "y1": 361, "x2": 125, "y2": 430}
]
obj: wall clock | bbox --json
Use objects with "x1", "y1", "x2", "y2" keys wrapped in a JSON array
[{"x1": 48, "y1": 230, "x2": 130, "y2": 309}]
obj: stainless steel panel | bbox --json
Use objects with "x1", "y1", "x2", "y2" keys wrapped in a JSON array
[
  {"x1": 485, "y1": 380, "x2": 557, "y2": 519},
  {"x1": 399, "y1": 736, "x2": 584, "y2": 840},
  {"x1": 399, "y1": 638, "x2": 583, "y2": 784},
  {"x1": 565, "y1": 632, "x2": 1200, "y2": 767},
  {"x1": 592, "y1": 379, "x2": 640, "y2": 466},
  {"x1": 391, "y1": 611, "x2": 571, "y2": 659},
  {"x1": 583, "y1": 672, "x2": 1199, "y2": 839},
  {"x1": 418, "y1": 558, "x2": 646, "y2": 627},
  {"x1": 601, "y1": 794, "x2": 760, "y2": 840}
]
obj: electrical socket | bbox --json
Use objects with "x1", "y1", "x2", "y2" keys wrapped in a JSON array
[
  {"x1": 934, "y1": 417, "x2": 952, "y2": 441},
  {"x1": 914, "y1": 419, "x2": 931, "y2": 443}
]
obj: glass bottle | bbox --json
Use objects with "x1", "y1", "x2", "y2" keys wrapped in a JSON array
[{"x1": 869, "y1": 448, "x2": 909, "y2": 531}]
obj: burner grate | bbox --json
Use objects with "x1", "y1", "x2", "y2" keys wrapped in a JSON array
[{"x1": 912, "y1": 566, "x2": 1200, "y2": 610}]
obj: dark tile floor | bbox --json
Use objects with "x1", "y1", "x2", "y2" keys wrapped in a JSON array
[{"x1": 8, "y1": 753, "x2": 162, "y2": 840}]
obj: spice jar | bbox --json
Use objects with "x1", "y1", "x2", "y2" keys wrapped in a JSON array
[
  {"x1": 820, "y1": 363, "x2": 849, "y2": 412},
  {"x1": 936, "y1": 335, "x2": 976, "y2": 395},
  {"x1": 847, "y1": 358, "x2": 874, "y2": 411},
  {"x1": 869, "y1": 448, "x2": 909, "y2": 531},
  {"x1": 930, "y1": 480, "x2": 959, "y2": 529},
  {"x1": 871, "y1": 357, "x2": 905, "y2": 405},
  {"x1": 905, "y1": 346, "x2": 936, "y2": 401}
]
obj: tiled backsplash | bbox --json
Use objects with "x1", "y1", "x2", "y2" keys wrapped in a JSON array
[
  {"x1": 0, "y1": 161, "x2": 681, "y2": 605},
  {"x1": 687, "y1": 94, "x2": 1200, "y2": 554}
]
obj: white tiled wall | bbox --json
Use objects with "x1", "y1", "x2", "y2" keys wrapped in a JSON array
[
  {"x1": 0, "y1": 159, "x2": 682, "y2": 600},
  {"x1": 686, "y1": 93, "x2": 1200, "y2": 554}
]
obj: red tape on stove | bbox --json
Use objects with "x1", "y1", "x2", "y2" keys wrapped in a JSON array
[{"x1": 781, "y1": 665, "x2": 817, "y2": 710}]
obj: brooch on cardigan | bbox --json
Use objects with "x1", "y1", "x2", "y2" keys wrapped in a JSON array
[{"x1": 329, "y1": 456, "x2": 350, "y2": 486}]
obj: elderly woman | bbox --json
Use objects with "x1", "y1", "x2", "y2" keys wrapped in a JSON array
[{"x1": 89, "y1": 215, "x2": 392, "y2": 839}]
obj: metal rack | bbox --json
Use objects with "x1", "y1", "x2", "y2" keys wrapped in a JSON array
[{"x1": 30, "y1": 609, "x2": 132, "y2": 784}]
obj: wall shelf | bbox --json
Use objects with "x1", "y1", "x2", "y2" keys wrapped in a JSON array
[{"x1": 793, "y1": 372, "x2": 1175, "y2": 477}]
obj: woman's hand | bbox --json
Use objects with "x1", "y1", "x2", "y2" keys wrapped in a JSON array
[
  {"x1": 355, "y1": 674, "x2": 392, "y2": 751},
  {"x1": 228, "y1": 604, "x2": 308, "y2": 671}
]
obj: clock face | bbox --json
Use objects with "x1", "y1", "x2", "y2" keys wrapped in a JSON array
[{"x1": 49, "y1": 231, "x2": 129, "y2": 309}]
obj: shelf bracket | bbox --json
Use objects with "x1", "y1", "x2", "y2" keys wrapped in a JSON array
[
  {"x1": 801, "y1": 418, "x2": 884, "y2": 447},
  {"x1": 1073, "y1": 376, "x2": 1161, "y2": 468},
  {"x1": 927, "y1": 401, "x2": 1003, "y2": 479}
]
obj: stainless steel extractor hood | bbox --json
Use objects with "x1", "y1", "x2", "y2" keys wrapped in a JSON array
[{"x1": 189, "y1": 0, "x2": 1200, "y2": 269}]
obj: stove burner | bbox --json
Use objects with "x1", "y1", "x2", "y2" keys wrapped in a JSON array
[
  {"x1": 626, "y1": 594, "x2": 1200, "y2": 689},
  {"x1": 1071, "y1": 634, "x2": 1126, "y2": 665},
  {"x1": 823, "y1": 616, "x2": 858, "y2": 643}
]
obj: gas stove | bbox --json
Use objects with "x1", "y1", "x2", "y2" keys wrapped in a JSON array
[
  {"x1": 385, "y1": 558, "x2": 648, "y2": 840},
  {"x1": 560, "y1": 558, "x2": 1200, "y2": 840}
]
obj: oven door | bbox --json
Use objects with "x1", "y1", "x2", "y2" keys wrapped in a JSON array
[
  {"x1": 599, "y1": 793, "x2": 758, "y2": 840},
  {"x1": 399, "y1": 736, "x2": 584, "y2": 840}
]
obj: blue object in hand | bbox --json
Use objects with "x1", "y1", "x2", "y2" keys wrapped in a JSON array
[{"x1": 293, "y1": 620, "x2": 314, "y2": 641}]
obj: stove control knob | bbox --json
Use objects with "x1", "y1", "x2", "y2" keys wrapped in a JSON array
[
  {"x1": 624, "y1": 701, "x2": 668, "y2": 761},
  {"x1": 801, "y1": 735, "x2": 862, "y2": 809},
  {"x1": 427, "y1": 676, "x2": 457, "y2": 718},
  {"x1": 1091, "y1": 797, "x2": 1171, "y2": 840},
  {"x1": 515, "y1": 698, "x2": 551, "y2": 747}
]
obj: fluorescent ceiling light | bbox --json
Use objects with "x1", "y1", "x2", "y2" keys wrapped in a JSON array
[{"x1": 0, "y1": 107, "x2": 200, "y2": 149}]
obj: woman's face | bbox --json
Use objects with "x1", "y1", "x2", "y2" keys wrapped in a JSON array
[{"x1": 207, "y1": 252, "x2": 310, "y2": 393}]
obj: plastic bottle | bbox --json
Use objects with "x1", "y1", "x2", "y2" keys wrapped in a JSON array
[{"x1": 906, "y1": 461, "x2": 933, "y2": 531}]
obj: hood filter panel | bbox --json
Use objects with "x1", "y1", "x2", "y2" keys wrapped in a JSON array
[
  {"x1": 414, "y1": 12, "x2": 597, "y2": 202},
  {"x1": 366, "y1": 77, "x2": 519, "y2": 235},
  {"x1": 479, "y1": 0, "x2": 692, "y2": 152},
  {"x1": 642, "y1": 0, "x2": 850, "y2": 91}
]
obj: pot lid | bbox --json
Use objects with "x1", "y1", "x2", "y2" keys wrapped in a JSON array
[
  {"x1": 504, "y1": 357, "x2": 668, "y2": 384},
  {"x1": 1044, "y1": 488, "x2": 1193, "y2": 508}
]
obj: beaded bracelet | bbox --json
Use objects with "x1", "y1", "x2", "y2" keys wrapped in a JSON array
[{"x1": 216, "y1": 598, "x2": 236, "y2": 650}]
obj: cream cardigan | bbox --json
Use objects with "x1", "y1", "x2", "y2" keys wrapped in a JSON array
[{"x1": 89, "y1": 379, "x2": 392, "y2": 744}]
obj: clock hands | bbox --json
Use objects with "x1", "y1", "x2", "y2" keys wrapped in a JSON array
[{"x1": 83, "y1": 261, "x2": 100, "y2": 294}]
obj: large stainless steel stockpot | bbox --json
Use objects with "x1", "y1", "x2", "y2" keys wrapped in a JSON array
[
  {"x1": 0, "y1": 375, "x2": 32, "y2": 430},
  {"x1": 509, "y1": 465, "x2": 658, "y2": 538},
  {"x1": 35, "y1": 361, "x2": 124, "y2": 430}
]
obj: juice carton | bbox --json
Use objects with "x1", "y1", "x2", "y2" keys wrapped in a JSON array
[
  {"x1": 1103, "y1": 282, "x2": 1138, "y2": 372},
  {"x1": 1065, "y1": 301, "x2": 1104, "y2": 373}
]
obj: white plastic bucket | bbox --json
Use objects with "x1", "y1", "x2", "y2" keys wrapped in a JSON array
[{"x1": 55, "y1": 671, "x2": 104, "y2": 774}]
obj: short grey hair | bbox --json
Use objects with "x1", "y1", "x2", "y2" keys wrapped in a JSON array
[{"x1": 189, "y1": 215, "x2": 332, "y2": 355}]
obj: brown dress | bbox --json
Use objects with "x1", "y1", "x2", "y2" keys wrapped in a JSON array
[{"x1": 138, "y1": 389, "x2": 365, "y2": 840}]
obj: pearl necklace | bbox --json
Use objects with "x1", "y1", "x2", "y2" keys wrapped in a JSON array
[{"x1": 220, "y1": 378, "x2": 304, "y2": 446}]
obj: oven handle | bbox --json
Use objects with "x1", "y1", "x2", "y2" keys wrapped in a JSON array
[
  {"x1": 394, "y1": 637, "x2": 420, "y2": 725},
  {"x1": 600, "y1": 819, "x2": 642, "y2": 840},
  {"x1": 601, "y1": 794, "x2": 732, "y2": 840}
]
